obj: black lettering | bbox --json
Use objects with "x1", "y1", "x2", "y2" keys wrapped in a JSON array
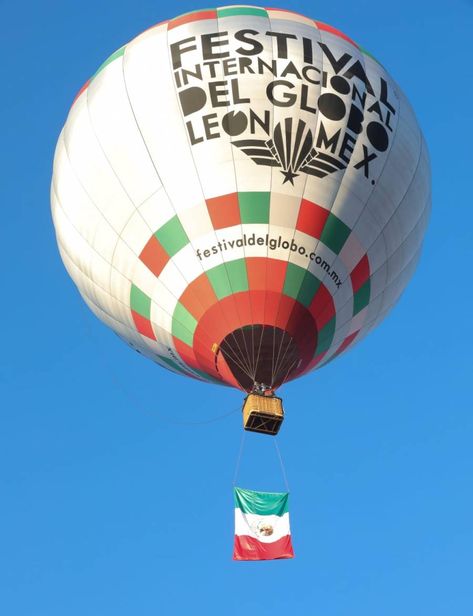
[
  {"x1": 231, "y1": 78, "x2": 250, "y2": 104},
  {"x1": 203, "y1": 113, "x2": 220, "y2": 139},
  {"x1": 303, "y1": 36, "x2": 313, "y2": 64},
  {"x1": 202, "y1": 60, "x2": 219, "y2": 78},
  {"x1": 266, "y1": 80, "x2": 296, "y2": 107},
  {"x1": 249, "y1": 109, "x2": 270, "y2": 134},
  {"x1": 380, "y1": 78, "x2": 396, "y2": 114},
  {"x1": 301, "y1": 65, "x2": 320, "y2": 85},
  {"x1": 179, "y1": 86, "x2": 207, "y2": 116},
  {"x1": 318, "y1": 42, "x2": 352, "y2": 74},
  {"x1": 267, "y1": 31, "x2": 297, "y2": 59},
  {"x1": 180, "y1": 64, "x2": 203, "y2": 85},
  {"x1": 343, "y1": 60, "x2": 374, "y2": 95},
  {"x1": 367, "y1": 100, "x2": 384, "y2": 122},
  {"x1": 170, "y1": 37, "x2": 197, "y2": 70},
  {"x1": 280, "y1": 61, "x2": 301, "y2": 80},
  {"x1": 235, "y1": 29, "x2": 264, "y2": 55},
  {"x1": 353, "y1": 145, "x2": 377, "y2": 177},
  {"x1": 222, "y1": 57, "x2": 238, "y2": 76},
  {"x1": 186, "y1": 120, "x2": 203, "y2": 144},
  {"x1": 300, "y1": 84, "x2": 317, "y2": 113},
  {"x1": 257, "y1": 57, "x2": 277, "y2": 76},
  {"x1": 316, "y1": 122, "x2": 340, "y2": 152},
  {"x1": 352, "y1": 84, "x2": 367, "y2": 109},
  {"x1": 238, "y1": 57, "x2": 255, "y2": 74},
  {"x1": 339, "y1": 132, "x2": 356, "y2": 163},
  {"x1": 209, "y1": 81, "x2": 230, "y2": 107},
  {"x1": 202, "y1": 31, "x2": 230, "y2": 60}
]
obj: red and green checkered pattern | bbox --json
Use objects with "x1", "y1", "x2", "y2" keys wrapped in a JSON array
[{"x1": 130, "y1": 191, "x2": 372, "y2": 388}]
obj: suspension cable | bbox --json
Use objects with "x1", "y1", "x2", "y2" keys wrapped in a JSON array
[
  {"x1": 232, "y1": 431, "x2": 246, "y2": 486},
  {"x1": 274, "y1": 438, "x2": 290, "y2": 492}
]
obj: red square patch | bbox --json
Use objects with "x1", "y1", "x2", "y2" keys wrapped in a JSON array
[
  {"x1": 206, "y1": 193, "x2": 241, "y2": 230},
  {"x1": 296, "y1": 199, "x2": 329, "y2": 240},
  {"x1": 350, "y1": 255, "x2": 370, "y2": 294},
  {"x1": 139, "y1": 235, "x2": 169, "y2": 277}
]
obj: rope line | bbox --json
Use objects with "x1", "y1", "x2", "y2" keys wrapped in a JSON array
[
  {"x1": 232, "y1": 431, "x2": 246, "y2": 486},
  {"x1": 274, "y1": 438, "x2": 290, "y2": 492}
]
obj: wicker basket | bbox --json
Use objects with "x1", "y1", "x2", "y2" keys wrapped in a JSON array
[{"x1": 242, "y1": 393, "x2": 284, "y2": 435}]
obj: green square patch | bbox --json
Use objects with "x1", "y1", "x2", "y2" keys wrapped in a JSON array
[
  {"x1": 315, "y1": 317, "x2": 336, "y2": 355},
  {"x1": 206, "y1": 264, "x2": 232, "y2": 300},
  {"x1": 130, "y1": 284, "x2": 152, "y2": 319},
  {"x1": 238, "y1": 192, "x2": 270, "y2": 224},
  {"x1": 353, "y1": 279, "x2": 370, "y2": 315},
  {"x1": 172, "y1": 302, "x2": 197, "y2": 347},
  {"x1": 283, "y1": 262, "x2": 306, "y2": 300},
  {"x1": 155, "y1": 215, "x2": 189, "y2": 257},
  {"x1": 297, "y1": 271, "x2": 321, "y2": 307},
  {"x1": 207, "y1": 260, "x2": 248, "y2": 299},
  {"x1": 320, "y1": 213, "x2": 351, "y2": 254}
]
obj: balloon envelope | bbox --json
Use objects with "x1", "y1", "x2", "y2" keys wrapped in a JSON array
[{"x1": 51, "y1": 6, "x2": 431, "y2": 391}]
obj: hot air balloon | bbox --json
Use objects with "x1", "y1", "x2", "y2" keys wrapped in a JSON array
[{"x1": 51, "y1": 6, "x2": 431, "y2": 434}]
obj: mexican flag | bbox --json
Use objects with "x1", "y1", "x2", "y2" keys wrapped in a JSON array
[{"x1": 233, "y1": 487, "x2": 294, "y2": 561}]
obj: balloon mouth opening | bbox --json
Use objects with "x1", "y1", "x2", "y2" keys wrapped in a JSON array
[{"x1": 219, "y1": 325, "x2": 300, "y2": 391}]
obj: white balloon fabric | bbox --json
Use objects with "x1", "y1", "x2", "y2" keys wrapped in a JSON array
[{"x1": 51, "y1": 6, "x2": 431, "y2": 391}]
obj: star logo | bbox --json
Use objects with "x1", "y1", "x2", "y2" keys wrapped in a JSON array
[
  {"x1": 281, "y1": 168, "x2": 299, "y2": 185},
  {"x1": 232, "y1": 118, "x2": 347, "y2": 184}
]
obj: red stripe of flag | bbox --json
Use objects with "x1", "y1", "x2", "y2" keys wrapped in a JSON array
[
  {"x1": 72, "y1": 80, "x2": 90, "y2": 104},
  {"x1": 314, "y1": 21, "x2": 358, "y2": 48},
  {"x1": 233, "y1": 535, "x2": 294, "y2": 561},
  {"x1": 168, "y1": 10, "x2": 217, "y2": 30}
]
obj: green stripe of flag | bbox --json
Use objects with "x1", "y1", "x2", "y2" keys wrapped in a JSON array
[
  {"x1": 92, "y1": 46, "x2": 126, "y2": 81},
  {"x1": 234, "y1": 487, "x2": 289, "y2": 516},
  {"x1": 218, "y1": 7, "x2": 267, "y2": 18},
  {"x1": 359, "y1": 46, "x2": 382, "y2": 65}
]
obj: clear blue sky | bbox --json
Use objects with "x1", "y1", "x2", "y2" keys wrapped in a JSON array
[{"x1": 2, "y1": 1, "x2": 472, "y2": 614}]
